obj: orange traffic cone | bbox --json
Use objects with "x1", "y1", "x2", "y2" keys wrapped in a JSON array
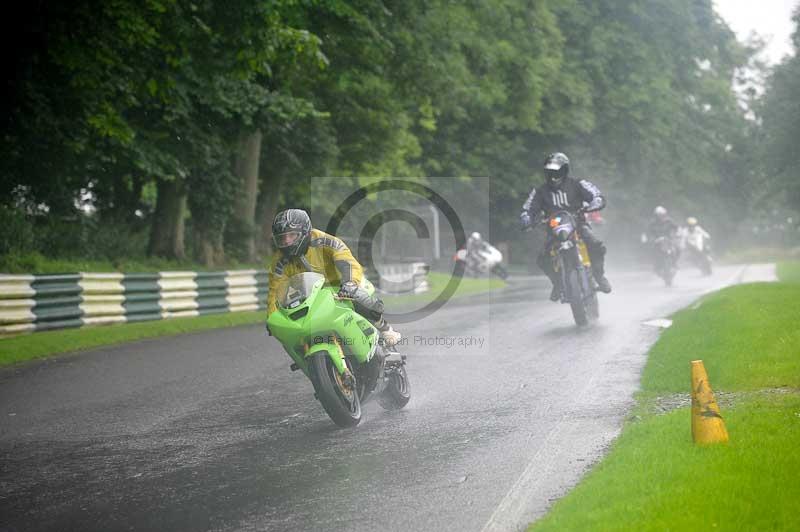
[{"x1": 691, "y1": 360, "x2": 729, "y2": 444}]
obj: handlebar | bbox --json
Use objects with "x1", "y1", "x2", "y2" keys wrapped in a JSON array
[{"x1": 521, "y1": 208, "x2": 592, "y2": 232}]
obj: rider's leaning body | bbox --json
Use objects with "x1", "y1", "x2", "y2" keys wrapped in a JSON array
[
  {"x1": 680, "y1": 216, "x2": 712, "y2": 256},
  {"x1": 646, "y1": 206, "x2": 679, "y2": 241},
  {"x1": 643, "y1": 206, "x2": 681, "y2": 267},
  {"x1": 267, "y1": 209, "x2": 401, "y2": 345},
  {"x1": 266, "y1": 229, "x2": 362, "y2": 315},
  {"x1": 519, "y1": 152, "x2": 612, "y2": 300},
  {"x1": 465, "y1": 231, "x2": 490, "y2": 259},
  {"x1": 464, "y1": 232, "x2": 495, "y2": 272},
  {"x1": 685, "y1": 217, "x2": 711, "y2": 242}
]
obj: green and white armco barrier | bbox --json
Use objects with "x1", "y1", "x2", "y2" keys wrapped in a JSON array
[{"x1": 0, "y1": 270, "x2": 268, "y2": 336}]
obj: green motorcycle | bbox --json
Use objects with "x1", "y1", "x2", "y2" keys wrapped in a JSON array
[{"x1": 267, "y1": 272, "x2": 410, "y2": 427}]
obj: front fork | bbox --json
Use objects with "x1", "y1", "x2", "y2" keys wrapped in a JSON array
[
  {"x1": 305, "y1": 337, "x2": 387, "y2": 401},
  {"x1": 556, "y1": 244, "x2": 590, "y2": 302},
  {"x1": 305, "y1": 341, "x2": 348, "y2": 376}
]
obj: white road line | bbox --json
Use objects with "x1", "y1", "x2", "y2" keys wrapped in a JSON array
[
  {"x1": 480, "y1": 263, "x2": 771, "y2": 532},
  {"x1": 480, "y1": 370, "x2": 601, "y2": 532}
]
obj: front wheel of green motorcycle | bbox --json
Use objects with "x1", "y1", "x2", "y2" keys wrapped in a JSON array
[
  {"x1": 309, "y1": 353, "x2": 362, "y2": 428},
  {"x1": 377, "y1": 364, "x2": 411, "y2": 411}
]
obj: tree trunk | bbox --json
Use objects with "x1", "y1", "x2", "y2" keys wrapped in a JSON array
[
  {"x1": 196, "y1": 229, "x2": 225, "y2": 268},
  {"x1": 147, "y1": 178, "x2": 186, "y2": 260},
  {"x1": 256, "y1": 173, "x2": 284, "y2": 255},
  {"x1": 233, "y1": 129, "x2": 262, "y2": 262}
]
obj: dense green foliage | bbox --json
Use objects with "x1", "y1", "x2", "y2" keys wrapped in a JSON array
[
  {"x1": 761, "y1": 9, "x2": 800, "y2": 211},
  {"x1": 1, "y1": 0, "x2": 794, "y2": 271}
]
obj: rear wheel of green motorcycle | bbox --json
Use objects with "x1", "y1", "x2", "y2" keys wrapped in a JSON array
[
  {"x1": 377, "y1": 364, "x2": 410, "y2": 411},
  {"x1": 309, "y1": 353, "x2": 362, "y2": 428}
]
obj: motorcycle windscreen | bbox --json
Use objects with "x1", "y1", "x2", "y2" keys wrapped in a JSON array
[{"x1": 278, "y1": 272, "x2": 326, "y2": 309}]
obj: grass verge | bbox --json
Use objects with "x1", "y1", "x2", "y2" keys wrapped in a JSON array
[
  {"x1": 383, "y1": 271, "x2": 506, "y2": 308},
  {"x1": 719, "y1": 246, "x2": 800, "y2": 265},
  {"x1": 529, "y1": 274, "x2": 800, "y2": 531},
  {"x1": 0, "y1": 272, "x2": 505, "y2": 367},
  {"x1": 0, "y1": 311, "x2": 265, "y2": 367},
  {"x1": 776, "y1": 261, "x2": 800, "y2": 283}
]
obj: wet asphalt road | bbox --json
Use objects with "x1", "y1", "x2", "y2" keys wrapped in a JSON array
[{"x1": 0, "y1": 264, "x2": 774, "y2": 532}]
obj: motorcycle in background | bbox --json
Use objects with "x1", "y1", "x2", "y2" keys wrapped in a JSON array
[
  {"x1": 680, "y1": 222, "x2": 713, "y2": 276},
  {"x1": 653, "y1": 235, "x2": 679, "y2": 286},
  {"x1": 454, "y1": 233, "x2": 508, "y2": 280}
]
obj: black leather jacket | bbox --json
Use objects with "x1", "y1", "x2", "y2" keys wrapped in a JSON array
[{"x1": 521, "y1": 177, "x2": 606, "y2": 222}]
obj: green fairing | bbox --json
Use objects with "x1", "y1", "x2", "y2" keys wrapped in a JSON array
[{"x1": 267, "y1": 274, "x2": 377, "y2": 377}]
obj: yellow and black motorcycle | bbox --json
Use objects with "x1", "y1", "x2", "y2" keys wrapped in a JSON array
[{"x1": 546, "y1": 210, "x2": 599, "y2": 326}]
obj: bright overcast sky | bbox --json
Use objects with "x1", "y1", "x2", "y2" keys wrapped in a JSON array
[{"x1": 714, "y1": 0, "x2": 797, "y2": 64}]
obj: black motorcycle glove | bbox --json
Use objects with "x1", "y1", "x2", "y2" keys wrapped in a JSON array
[
  {"x1": 338, "y1": 280, "x2": 358, "y2": 298},
  {"x1": 520, "y1": 211, "x2": 532, "y2": 231}
]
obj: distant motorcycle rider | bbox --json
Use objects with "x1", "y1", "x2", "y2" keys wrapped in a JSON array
[
  {"x1": 519, "y1": 152, "x2": 612, "y2": 301},
  {"x1": 645, "y1": 206, "x2": 679, "y2": 242},
  {"x1": 684, "y1": 216, "x2": 711, "y2": 245},
  {"x1": 267, "y1": 209, "x2": 401, "y2": 346},
  {"x1": 681, "y1": 216, "x2": 712, "y2": 272},
  {"x1": 642, "y1": 205, "x2": 681, "y2": 268},
  {"x1": 463, "y1": 232, "x2": 508, "y2": 280},
  {"x1": 465, "y1": 232, "x2": 487, "y2": 272}
]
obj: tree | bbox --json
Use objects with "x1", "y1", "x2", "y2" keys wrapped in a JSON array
[
  {"x1": 760, "y1": 7, "x2": 800, "y2": 212},
  {"x1": 0, "y1": 0, "x2": 761, "y2": 268}
]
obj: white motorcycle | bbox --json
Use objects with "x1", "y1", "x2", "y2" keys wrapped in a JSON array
[
  {"x1": 682, "y1": 223, "x2": 712, "y2": 275},
  {"x1": 455, "y1": 233, "x2": 508, "y2": 280}
]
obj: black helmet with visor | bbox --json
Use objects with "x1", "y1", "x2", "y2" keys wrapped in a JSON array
[
  {"x1": 272, "y1": 209, "x2": 312, "y2": 257},
  {"x1": 543, "y1": 152, "x2": 570, "y2": 189}
]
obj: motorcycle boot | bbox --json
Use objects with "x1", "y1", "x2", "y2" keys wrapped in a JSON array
[
  {"x1": 375, "y1": 318, "x2": 402, "y2": 347},
  {"x1": 536, "y1": 250, "x2": 562, "y2": 302},
  {"x1": 549, "y1": 284, "x2": 562, "y2": 302},
  {"x1": 591, "y1": 261, "x2": 612, "y2": 293},
  {"x1": 345, "y1": 282, "x2": 402, "y2": 347},
  {"x1": 580, "y1": 225, "x2": 612, "y2": 294},
  {"x1": 594, "y1": 274, "x2": 612, "y2": 294}
]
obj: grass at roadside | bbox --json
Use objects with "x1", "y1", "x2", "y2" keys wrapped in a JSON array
[
  {"x1": 776, "y1": 261, "x2": 800, "y2": 283},
  {"x1": 529, "y1": 275, "x2": 800, "y2": 531},
  {"x1": 382, "y1": 271, "x2": 506, "y2": 308},
  {"x1": 531, "y1": 392, "x2": 800, "y2": 531},
  {"x1": 0, "y1": 310, "x2": 266, "y2": 367},
  {"x1": 719, "y1": 246, "x2": 800, "y2": 265},
  {"x1": 640, "y1": 283, "x2": 800, "y2": 393}
]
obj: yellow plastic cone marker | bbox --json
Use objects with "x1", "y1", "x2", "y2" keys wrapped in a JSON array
[{"x1": 691, "y1": 360, "x2": 729, "y2": 444}]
